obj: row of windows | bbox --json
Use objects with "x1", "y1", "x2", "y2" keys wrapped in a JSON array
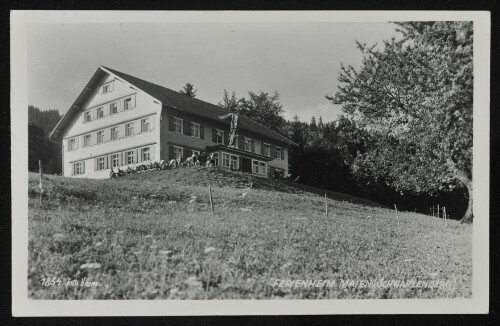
[
  {"x1": 172, "y1": 117, "x2": 202, "y2": 138},
  {"x1": 71, "y1": 145, "x2": 155, "y2": 175},
  {"x1": 83, "y1": 94, "x2": 136, "y2": 124},
  {"x1": 67, "y1": 116, "x2": 154, "y2": 152},
  {"x1": 170, "y1": 115, "x2": 283, "y2": 159}
]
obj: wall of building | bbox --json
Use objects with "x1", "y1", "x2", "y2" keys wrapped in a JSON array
[
  {"x1": 160, "y1": 107, "x2": 290, "y2": 176},
  {"x1": 63, "y1": 74, "x2": 162, "y2": 178}
]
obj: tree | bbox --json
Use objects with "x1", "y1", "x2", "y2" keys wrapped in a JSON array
[
  {"x1": 218, "y1": 89, "x2": 241, "y2": 112},
  {"x1": 238, "y1": 91, "x2": 286, "y2": 135},
  {"x1": 179, "y1": 83, "x2": 197, "y2": 98},
  {"x1": 328, "y1": 22, "x2": 473, "y2": 223}
]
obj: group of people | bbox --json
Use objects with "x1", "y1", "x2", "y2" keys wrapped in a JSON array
[{"x1": 109, "y1": 152, "x2": 218, "y2": 178}]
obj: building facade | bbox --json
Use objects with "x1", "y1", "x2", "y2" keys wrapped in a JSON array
[{"x1": 50, "y1": 66, "x2": 296, "y2": 179}]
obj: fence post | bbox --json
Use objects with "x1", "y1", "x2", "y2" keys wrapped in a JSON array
[
  {"x1": 208, "y1": 185, "x2": 214, "y2": 217},
  {"x1": 325, "y1": 194, "x2": 328, "y2": 219},
  {"x1": 394, "y1": 204, "x2": 400, "y2": 225},
  {"x1": 39, "y1": 160, "x2": 43, "y2": 206},
  {"x1": 437, "y1": 204, "x2": 440, "y2": 219},
  {"x1": 443, "y1": 206, "x2": 447, "y2": 227}
]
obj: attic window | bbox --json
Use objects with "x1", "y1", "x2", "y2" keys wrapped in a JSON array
[{"x1": 102, "y1": 82, "x2": 113, "y2": 94}]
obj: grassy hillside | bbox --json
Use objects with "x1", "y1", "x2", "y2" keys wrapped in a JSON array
[{"x1": 28, "y1": 167, "x2": 472, "y2": 299}]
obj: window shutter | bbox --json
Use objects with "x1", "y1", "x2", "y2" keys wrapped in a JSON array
[
  {"x1": 149, "y1": 117, "x2": 155, "y2": 131},
  {"x1": 76, "y1": 137, "x2": 79, "y2": 149},
  {"x1": 251, "y1": 139, "x2": 255, "y2": 152},
  {"x1": 106, "y1": 155, "x2": 110, "y2": 169},
  {"x1": 183, "y1": 119, "x2": 191, "y2": 136},
  {"x1": 238, "y1": 136, "x2": 244, "y2": 149},
  {"x1": 212, "y1": 128, "x2": 216, "y2": 142},
  {"x1": 121, "y1": 152, "x2": 125, "y2": 165},
  {"x1": 129, "y1": 95, "x2": 136, "y2": 109},
  {"x1": 169, "y1": 115, "x2": 174, "y2": 131},
  {"x1": 134, "y1": 149, "x2": 139, "y2": 163},
  {"x1": 271, "y1": 145, "x2": 277, "y2": 158},
  {"x1": 71, "y1": 163, "x2": 75, "y2": 176},
  {"x1": 150, "y1": 145, "x2": 155, "y2": 160},
  {"x1": 94, "y1": 158, "x2": 97, "y2": 171},
  {"x1": 82, "y1": 161, "x2": 85, "y2": 174},
  {"x1": 200, "y1": 125, "x2": 204, "y2": 139},
  {"x1": 104, "y1": 129, "x2": 110, "y2": 143},
  {"x1": 261, "y1": 142, "x2": 265, "y2": 155},
  {"x1": 110, "y1": 81, "x2": 114, "y2": 92},
  {"x1": 224, "y1": 131, "x2": 229, "y2": 145},
  {"x1": 169, "y1": 145, "x2": 174, "y2": 160}
]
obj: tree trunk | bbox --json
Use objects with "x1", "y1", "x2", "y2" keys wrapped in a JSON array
[
  {"x1": 447, "y1": 159, "x2": 473, "y2": 223},
  {"x1": 461, "y1": 178, "x2": 473, "y2": 224}
]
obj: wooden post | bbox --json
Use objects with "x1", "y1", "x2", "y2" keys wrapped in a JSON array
[
  {"x1": 437, "y1": 204, "x2": 440, "y2": 219},
  {"x1": 394, "y1": 204, "x2": 400, "y2": 225},
  {"x1": 38, "y1": 160, "x2": 43, "y2": 206},
  {"x1": 208, "y1": 185, "x2": 214, "y2": 217},
  {"x1": 443, "y1": 206, "x2": 447, "y2": 227},
  {"x1": 325, "y1": 194, "x2": 328, "y2": 219}
]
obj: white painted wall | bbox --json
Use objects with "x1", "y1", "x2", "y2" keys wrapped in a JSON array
[{"x1": 63, "y1": 73, "x2": 162, "y2": 178}]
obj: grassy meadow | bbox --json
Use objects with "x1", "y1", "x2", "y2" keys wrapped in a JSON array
[{"x1": 28, "y1": 167, "x2": 472, "y2": 299}]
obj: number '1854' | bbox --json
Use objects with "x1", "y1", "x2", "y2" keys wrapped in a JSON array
[{"x1": 40, "y1": 277, "x2": 62, "y2": 286}]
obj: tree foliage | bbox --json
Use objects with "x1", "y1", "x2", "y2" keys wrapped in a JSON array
[
  {"x1": 328, "y1": 22, "x2": 473, "y2": 222},
  {"x1": 28, "y1": 106, "x2": 62, "y2": 174},
  {"x1": 220, "y1": 91, "x2": 287, "y2": 135},
  {"x1": 179, "y1": 83, "x2": 197, "y2": 98}
]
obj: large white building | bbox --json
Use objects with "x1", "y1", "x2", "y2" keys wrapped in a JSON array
[{"x1": 50, "y1": 66, "x2": 296, "y2": 179}]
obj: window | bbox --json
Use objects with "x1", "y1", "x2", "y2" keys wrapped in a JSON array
[
  {"x1": 141, "y1": 118, "x2": 150, "y2": 133},
  {"x1": 111, "y1": 127, "x2": 119, "y2": 140},
  {"x1": 222, "y1": 153, "x2": 238, "y2": 169},
  {"x1": 111, "y1": 154, "x2": 120, "y2": 168},
  {"x1": 141, "y1": 147, "x2": 151, "y2": 162},
  {"x1": 263, "y1": 143, "x2": 270, "y2": 156},
  {"x1": 209, "y1": 152, "x2": 219, "y2": 166},
  {"x1": 174, "y1": 117, "x2": 183, "y2": 134},
  {"x1": 124, "y1": 97, "x2": 132, "y2": 110},
  {"x1": 97, "y1": 157, "x2": 106, "y2": 170},
  {"x1": 230, "y1": 155, "x2": 238, "y2": 170},
  {"x1": 173, "y1": 146, "x2": 184, "y2": 159},
  {"x1": 222, "y1": 153, "x2": 230, "y2": 168},
  {"x1": 84, "y1": 111, "x2": 92, "y2": 123},
  {"x1": 244, "y1": 138, "x2": 251, "y2": 151},
  {"x1": 252, "y1": 160, "x2": 267, "y2": 175},
  {"x1": 191, "y1": 122, "x2": 200, "y2": 138},
  {"x1": 276, "y1": 147, "x2": 282, "y2": 159},
  {"x1": 96, "y1": 107, "x2": 104, "y2": 119},
  {"x1": 83, "y1": 134, "x2": 91, "y2": 147},
  {"x1": 68, "y1": 138, "x2": 77, "y2": 151},
  {"x1": 73, "y1": 161, "x2": 84, "y2": 175},
  {"x1": 125, "y1": 123, "x2": 134, "y2": 137},
  {"x1": 97, "y1": 130, "x2": 104, "y2": 144},
  {"x1": 126, "y1": 151, "x2": 134, "y2": 165},
  {"x1": 216, "y1": 130, "x2": 224, "y2": 144},
  {"x1": 102, "y1": 83, "x2": 112, "y2": 94},
  {"x1": 110, "y1": 102, "x2": 118, "y2": 115}
]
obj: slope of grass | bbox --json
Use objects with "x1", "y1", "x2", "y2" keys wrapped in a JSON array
[{"x1": 28, "y1": 168, "x2": 472, "y2": 299}]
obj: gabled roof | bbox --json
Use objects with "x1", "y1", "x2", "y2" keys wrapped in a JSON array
[{"x1": 101, "y1": 66, "x2": 296, "y2": 146}]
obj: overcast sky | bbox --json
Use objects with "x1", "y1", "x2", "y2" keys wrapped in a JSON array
[{"x1": 27, "y1": 22, "x2": 399, "y2": 122}]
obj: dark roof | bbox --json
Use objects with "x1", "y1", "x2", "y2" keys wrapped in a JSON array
[{"x1": 101, "y1": 66, "x2": 296, "y2": 146}]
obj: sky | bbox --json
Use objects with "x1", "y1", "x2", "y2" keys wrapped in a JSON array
[{"x1": 27, "y1": 22, "x2": 399, "y2": 122}]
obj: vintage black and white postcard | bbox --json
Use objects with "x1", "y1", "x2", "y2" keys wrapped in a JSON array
[{"x1": 11, "y1": 11, "x2": 490, "y2": 315}]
